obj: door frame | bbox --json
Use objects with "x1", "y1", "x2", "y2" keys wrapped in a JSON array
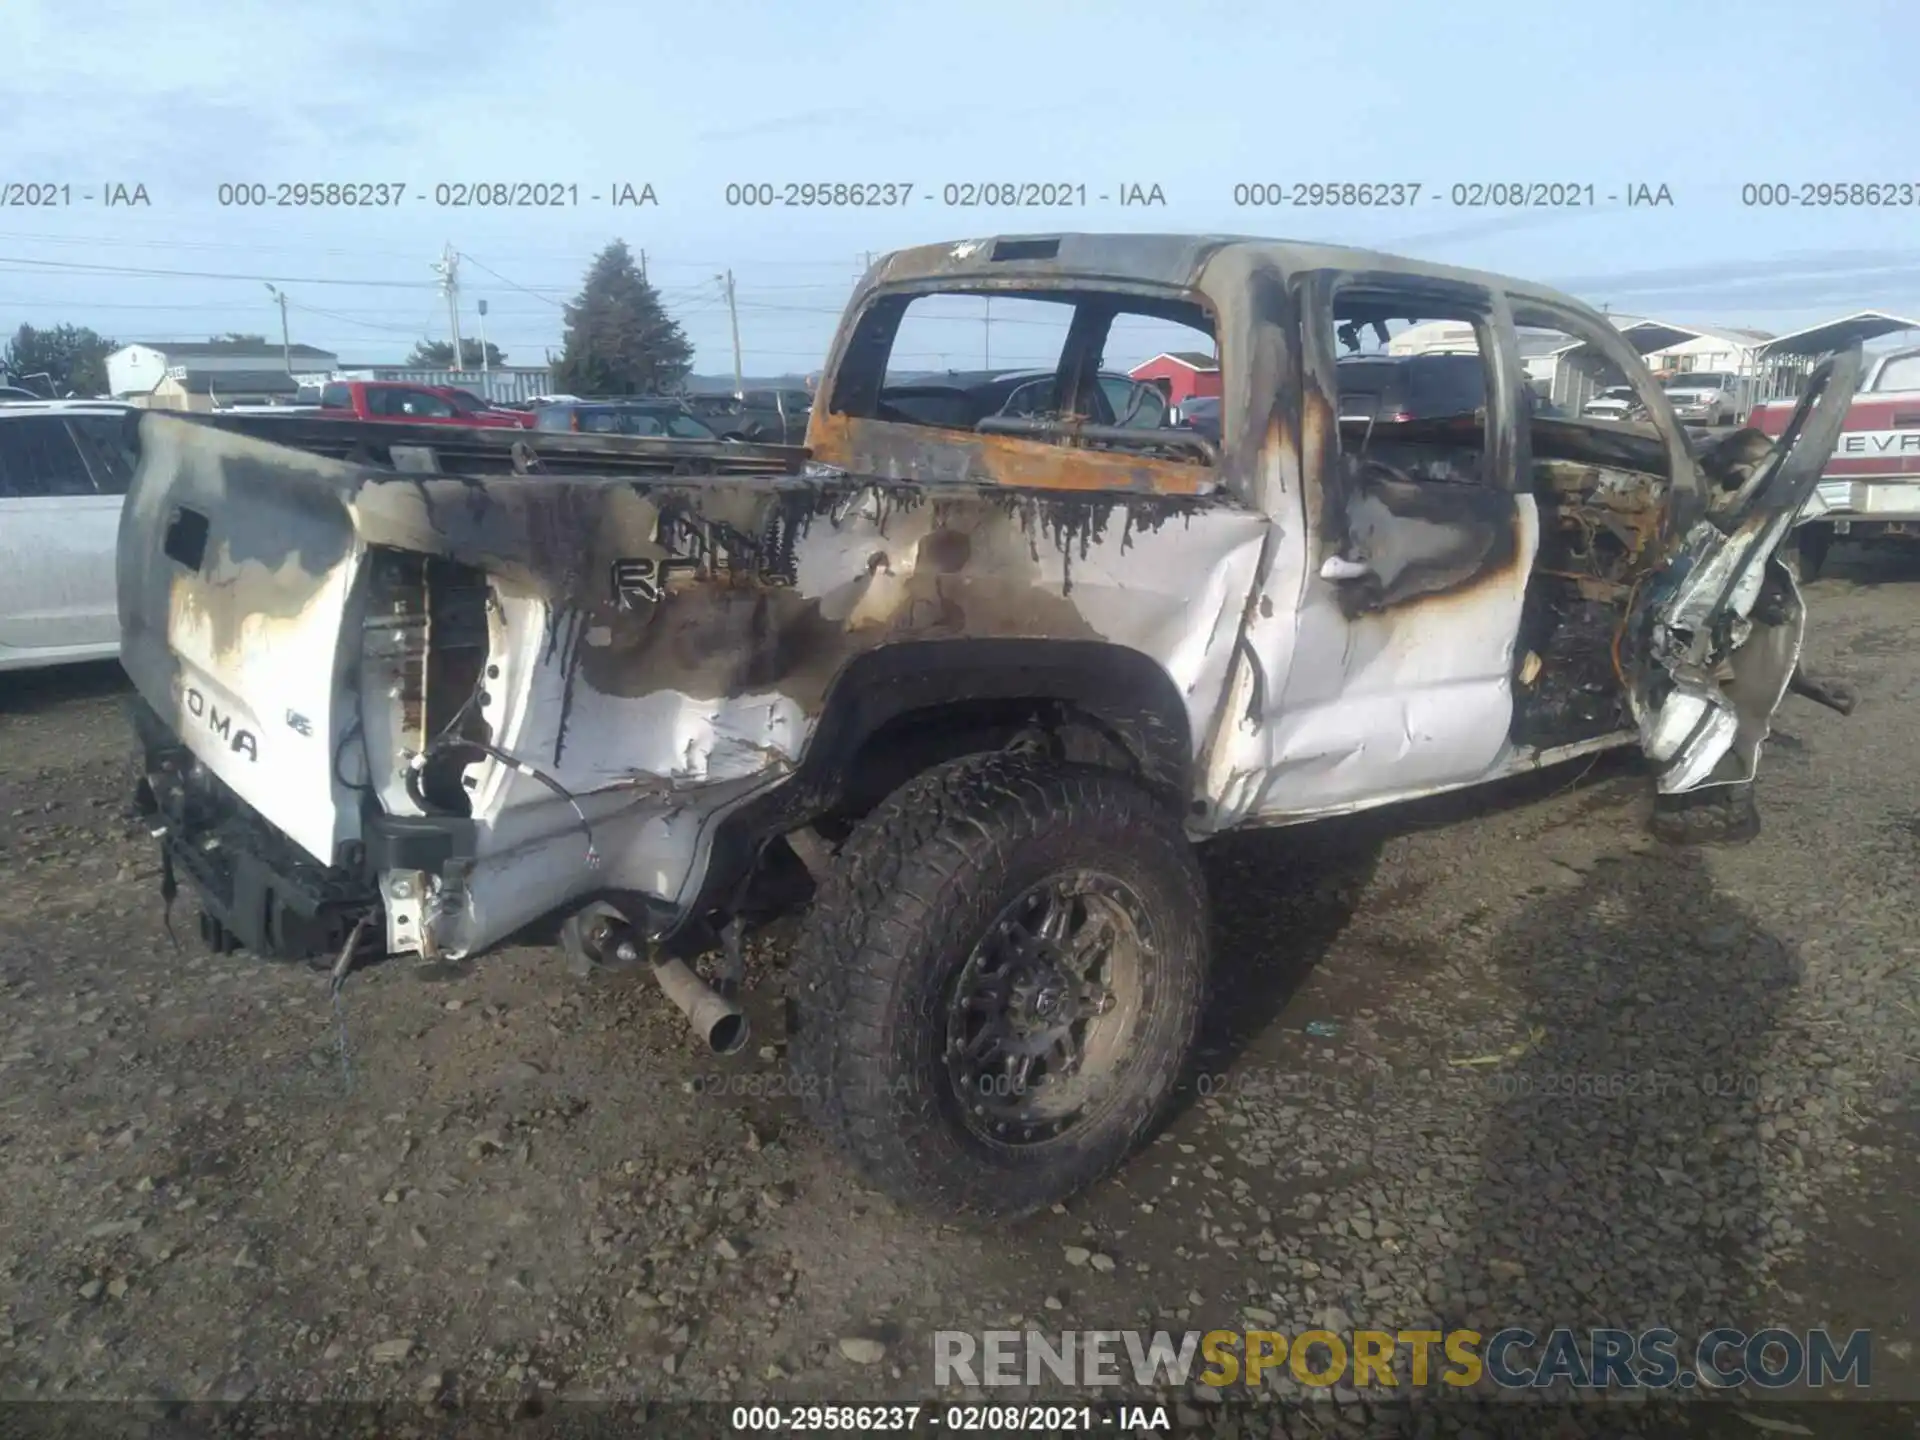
[{"x1": 1207, "y1": 267, "x2": 1546, "y2": 823}]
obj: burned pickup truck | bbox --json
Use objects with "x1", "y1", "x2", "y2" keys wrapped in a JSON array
[{"x1": 118, "y1": 234, "x2": 1857, "y2": 1217}]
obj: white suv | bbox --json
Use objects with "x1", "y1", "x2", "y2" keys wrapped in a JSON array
[{"x1": 0, "y1": 403, "x2": 139, "y2": 672}]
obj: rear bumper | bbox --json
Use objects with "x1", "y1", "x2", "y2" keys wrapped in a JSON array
[
  {"x1": 128, "y1": 693, "x2": 478, "y2": 961},
  {"x1": 127, "y1": 691, "x2": 743, "y2": 963},
  {"x1": 1800, "y1": 477, "x2": 1920, "y2": 528}
]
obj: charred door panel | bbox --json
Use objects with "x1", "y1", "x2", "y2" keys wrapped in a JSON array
[{"x1": 1211, "y1": 273, "x2": 1541, "y2": 821}]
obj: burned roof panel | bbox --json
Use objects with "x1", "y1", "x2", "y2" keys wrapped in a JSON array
[{"x1": 863, "y1": 233, "x2": 1622, "y2": 324}]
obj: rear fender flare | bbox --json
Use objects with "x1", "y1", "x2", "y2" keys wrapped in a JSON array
[{"x1": 663, "y1": 638, "x2": 1194, "y2": 950}]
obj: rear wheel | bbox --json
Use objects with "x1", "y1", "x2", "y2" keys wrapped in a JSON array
[{"x1": 788, "y1": 752, "x2": 1208, "y2": 1217}]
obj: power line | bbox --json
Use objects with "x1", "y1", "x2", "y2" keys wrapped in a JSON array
[
  {"x1": 0, "y1": 255, "x2": 436, "y2": 288},
  {"x1": 457, "y1": 250, "x2": 568, "y2": 309},
  {"x1": 285, "y1": 297, "x2": 426, "y2": 337}
]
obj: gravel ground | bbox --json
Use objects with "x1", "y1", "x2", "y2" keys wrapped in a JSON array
[{"x1": 0, "y1": 551, "x2": 1916, "y2": 1437}]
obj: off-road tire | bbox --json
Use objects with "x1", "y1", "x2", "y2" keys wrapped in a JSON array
[
  {"x1": 1648, "y1": 783, "x2": 1761, "y2": 846},
  {"x1": 788, "y1": 752, "x2": 1208, "y2": 1218}
]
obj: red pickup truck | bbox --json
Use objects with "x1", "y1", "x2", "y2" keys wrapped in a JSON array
[
  {"x1": 317, "y1": 380, "x2": 533, "y2": 430},
  {"x1": 1753, "y1": 346, "x2": 1920, "y2": 577}
]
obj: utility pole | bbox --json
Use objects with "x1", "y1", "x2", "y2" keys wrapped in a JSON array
[
  {"x1": 264, "y1": 284, "x2": 292, "y2": 374},
  {"x1": 433, "y1": 244, "x2": 463, "y2": 372},
  {"x1": 639, "y1": 250, "x2": 647, "y2": 284},
  {"x1": 718, "y1": 270, "x2": 743, "y2": 399},
  {"x1": 476, "y1": 298, "x2": 492, "y2": 398}
]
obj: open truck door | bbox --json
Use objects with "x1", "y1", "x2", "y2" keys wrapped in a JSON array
[{"x1": 1623, "y1": 345, "x2": 1864, "y2": 793}]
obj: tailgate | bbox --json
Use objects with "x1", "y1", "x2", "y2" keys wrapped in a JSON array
[{"x1": 118, "y1": 415, "x2": 366, "y2": 863}]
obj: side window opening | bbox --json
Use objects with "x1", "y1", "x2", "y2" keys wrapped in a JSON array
[
  {"x1": 1327, "y1": 292, "x2": 1495, "y2": 485},
  {"x1": 827, "y1": 286, "x2": 1218, "y2": 465},
  {"x1": 1507, "y1": 304, "x2": 1673, "y2": 483},
  {"x1": 400, "y1": 390, "x2": 457, "y2": 419}
]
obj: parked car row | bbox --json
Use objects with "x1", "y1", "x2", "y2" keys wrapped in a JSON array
[
  {"x1": 317, "y1": 380, "x2": 534, "y2": 429},
  {"x1": 531, "y1": 399, "x2": 724, "y2": 439},
  {"x1": 310, "y1": 381, "x2": 814, "y2": 443},
  {"x1": 1582, "y1": 371, "x2": 1749, "y2": 425},
  {"x1": 685, "y1": 388, "x2": 813, "y2": 444},
  {"x1": 876, "y1": 368, "x2": 1168, "y2": 432}
]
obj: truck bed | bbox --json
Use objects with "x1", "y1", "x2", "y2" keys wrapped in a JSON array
[{"x1": 173, "y1": 411, "x2": 809, "y2": 478}]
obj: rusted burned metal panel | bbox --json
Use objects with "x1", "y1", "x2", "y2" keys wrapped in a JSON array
[
  {"x1": 120, "y1": 415, "x2": 1266, "y2": 958},
  {"x1": 808, "y1": 413, "x2": 1217, "y2": 496}
]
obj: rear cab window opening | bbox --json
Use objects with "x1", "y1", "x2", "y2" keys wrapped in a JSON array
[{"x1": 823, "y1": 281, "x2": 1222, "y2": 474}]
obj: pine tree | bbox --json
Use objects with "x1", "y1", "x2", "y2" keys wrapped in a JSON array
[{"x1": 552, "y1": 241, "x2": 693, "y2": 396}]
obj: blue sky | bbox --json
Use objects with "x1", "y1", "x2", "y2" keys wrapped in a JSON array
[{"x1": 4, "y1": 0, "x2": 1917, "y2": 375}]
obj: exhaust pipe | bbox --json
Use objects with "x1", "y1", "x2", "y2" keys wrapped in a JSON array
[{"x1": 615, "y1": 937, "x2": 750, "y2": 1055}]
